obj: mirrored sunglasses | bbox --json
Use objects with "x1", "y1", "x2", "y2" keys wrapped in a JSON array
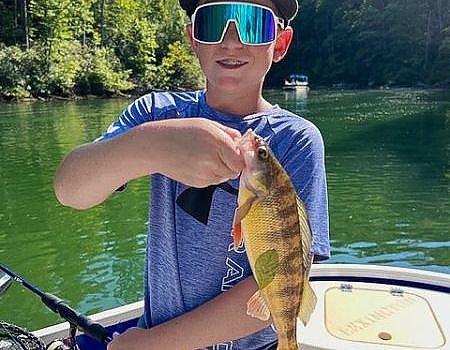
[{"x1": 192, "y1": 2, "x2": 284, "y2": 46}]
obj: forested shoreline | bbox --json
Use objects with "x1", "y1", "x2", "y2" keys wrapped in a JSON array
[{"x1": 0, "y1": 0, "x2": 449, "y2": 101}]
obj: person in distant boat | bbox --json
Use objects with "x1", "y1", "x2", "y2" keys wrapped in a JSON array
[{"x1": 53, "y1": 0, "x2": 330, "y2": 349}]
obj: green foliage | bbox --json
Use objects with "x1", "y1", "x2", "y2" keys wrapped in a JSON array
[
  {"x1": 0, "y1": 42, "x2": 134, "y2": 99},
  {"x1": 0, "y1": 45, "x2": 31, "y2": 98},
  {"x1": 75, "y1": 46, "x2": 134, "y2": 95},
  {"x1": 0, "y1": 0, "x2": 199, "y2": 99},
  {"x1": 152, "y1": 41, "x2": 205, "y2": 90},
  {"x1": 271, "y1": 0, "x2": 450, "y2": 87},
  {"x1": 48, "y1": 41, "x2": 83, "y2": 96},
  {"x1": 1, "y1": 0, "x2": 449, "y2": 99},
  {"x1": 101, "y1": 0, "x2": 158, "y2": 74},
  {"x1": 0, "y1": 44, "x2": 48, "y2": 98},
  {"x1": 29, "y1": 0, "x2": 72, "y2": 44},
  {"x1": 152, "y1": 0, "x2": 188, "y2": 62},
  {"x1": 0, "y1": 2, "x2": 18, "y2": 46}
]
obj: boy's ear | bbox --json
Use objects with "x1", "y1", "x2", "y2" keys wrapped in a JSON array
[
  {"x1": 186, "y1": 24, "x2": 199, "y2": 54},
  {"x1": 273, "y1": 27, "x2": 293, "y2": 63}
]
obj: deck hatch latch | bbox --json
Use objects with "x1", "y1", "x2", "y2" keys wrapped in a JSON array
[
  {"x1": 390, "y1": 287, "x2": 404, "y2": 296},
  {"x1": 340, "y1": 283, "x2": 353, "y2": 292}
]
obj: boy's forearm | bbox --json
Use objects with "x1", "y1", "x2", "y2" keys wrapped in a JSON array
[
  {"x1": 54, "y1": 118, "x2": 244, "y2": 209},
  {"x1": 108, "y1": 276, "x2": 270, "y2": 350},
  {"x1": 54, "y1": 125, "x2": 155, "y2": 209}
]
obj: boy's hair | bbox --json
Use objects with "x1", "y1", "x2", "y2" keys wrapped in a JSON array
[{"x1": 179, "y1": 0, "x2": 299, "y2": 25}]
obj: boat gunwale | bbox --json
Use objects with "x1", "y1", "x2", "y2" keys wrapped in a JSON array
[
  {"x1": 309, "y1": 264, "x2": 450, "y2": 293},
  {"x1": 32, "y1": 264, "x2": 449, "y2": 345}
]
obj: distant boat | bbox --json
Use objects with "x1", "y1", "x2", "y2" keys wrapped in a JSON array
[{"x1": 283, "y1": 74, "x2": 309, "y2": 91}]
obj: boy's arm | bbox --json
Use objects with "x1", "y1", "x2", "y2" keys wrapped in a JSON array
[
  {"x1": 107, "y1": 276, "x2": 270, "y2": 350},
  {"x1": 54, "y1": 118, "x2": 244, "y2": 209}
]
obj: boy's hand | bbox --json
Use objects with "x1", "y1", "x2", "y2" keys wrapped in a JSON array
[
  {"x1": 149, "y1": 118, "x2": 244, "y2": 187},
  {"x1": 105, "y1": 277, "x2": 268, "y2": 350},
  {"x1": 107, "y1": 327, "x2": 150, "y2": 350},
  {"x1": 54, "y1": 118, "x2": 244, "y2": 209}
]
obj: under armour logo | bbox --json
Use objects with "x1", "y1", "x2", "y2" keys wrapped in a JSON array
[{"x1": 176, "y1": 182, "x2": 238, "y2": 224}]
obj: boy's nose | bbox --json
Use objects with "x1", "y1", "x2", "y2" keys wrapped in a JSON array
[{"x1": 221, "y1": 22, "x2": 243, "y2": 47}]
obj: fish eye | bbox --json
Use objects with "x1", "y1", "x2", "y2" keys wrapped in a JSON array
[{"x1": 257, "y1": 146, "x2": 268, "y2": 159}]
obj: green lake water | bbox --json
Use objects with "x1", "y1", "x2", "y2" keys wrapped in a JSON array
[{"x1": 0, "y1": 88, "x2": 449, "y2": 330}]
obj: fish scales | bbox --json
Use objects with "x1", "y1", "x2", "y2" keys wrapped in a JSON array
[
  {"x1": 242, "y1": 166, "x2": 303, "y2": 348},
  {"x1": 233, "y1": 131, "x2": 316, "y2": 350}
]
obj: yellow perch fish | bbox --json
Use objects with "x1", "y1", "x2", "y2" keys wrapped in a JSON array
[{"x1": 233, "y1": 130, "x2": 317, "y2": 350}]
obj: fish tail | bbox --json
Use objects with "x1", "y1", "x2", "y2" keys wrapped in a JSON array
[
  {"x1": 276, "y1": 338, "x2": 300, "y2": 350},
  {"x1": 298, "y1": 280, "x2": 317, "y2": 325}
]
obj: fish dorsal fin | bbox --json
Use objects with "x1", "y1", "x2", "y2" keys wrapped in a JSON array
[
  {"x1": 296, "y1": 196, "x2": 317, "y2": 325},
  {"x1": 247, "y1": 289, "x2": 271, "y2": 321},
  {"x1": 296, "y1": 197, "x2": 314, "y2": 272},
  {"x1": 298, "y1": 280, "x2": 317, "y2": 325}
]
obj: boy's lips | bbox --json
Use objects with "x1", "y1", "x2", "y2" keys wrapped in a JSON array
[{"x1": 216, "y1": 58, "x2": 248, "y2": 69}]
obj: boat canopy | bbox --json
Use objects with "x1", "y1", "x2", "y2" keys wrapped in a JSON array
[{"x1": 289, "y1": 74, "x2": 308, "y2": 81}]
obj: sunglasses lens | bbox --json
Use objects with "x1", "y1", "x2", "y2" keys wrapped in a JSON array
[
  {"x1": 194, "y1": 4, "x2": 226, "y2": 43},
  {"x1": 193, "y1": 3, "x2": 277, "y2": 45}
]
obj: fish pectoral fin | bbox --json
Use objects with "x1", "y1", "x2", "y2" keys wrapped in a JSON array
[
  {"x1": 233, "y1": 195, "x2": 256, "y2": 223},
  {"x1": 246, "y1": 290, "x2": 271, "y2": 321},
  {"x1": 232, "y1": 196, "x2": 256, "y2": 251},
  {"x1": 232, "y1": 220, "x2": 243, "y2": 251},
  {"x1": 298, "y1": 280, "x2": 317, "y2": 326}
]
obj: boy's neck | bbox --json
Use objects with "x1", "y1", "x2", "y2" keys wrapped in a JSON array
[{"x1": 205, "y1": 88, "x2": 273, "y2": 117}]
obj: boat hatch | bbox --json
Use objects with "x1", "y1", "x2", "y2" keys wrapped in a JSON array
[{"x1": 324, "y1": 286, "x2": 445, "y2": 348}]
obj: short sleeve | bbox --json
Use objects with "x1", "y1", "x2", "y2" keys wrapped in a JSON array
[{"x1": 95, "y1": 93, "x2": 155, "y2": 142}]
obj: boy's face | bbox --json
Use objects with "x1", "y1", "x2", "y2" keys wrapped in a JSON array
[{"x1": 187, "y1": 0, "x2": 293, "y2": 93}]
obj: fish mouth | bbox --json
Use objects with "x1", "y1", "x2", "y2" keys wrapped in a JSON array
[
  {"x1": 239, "y1": 130, "x2": 259, "y2": 151},
  {"x1": 238, "y1": 130, "x2": 258, "y2": 172},
  {"x1": 239, "y1": 130, "x2": 265, "y2": 159},
  {"x1": 239, "y1": 130, "x2": 268, "y2": 200}
]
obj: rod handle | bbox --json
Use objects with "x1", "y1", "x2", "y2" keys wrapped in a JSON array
[{"x1": 42, "y1": 292, "x2": 112, "y2": 344}]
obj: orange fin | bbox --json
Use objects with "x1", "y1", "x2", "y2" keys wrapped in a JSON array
[
  {"x1": 232, "y1": 196, "x2": 256, "y2": 251},
  {"x1": 232, "y1": 219, "x2": 243, "y2": 250},
  {"x1": 247, "y1": 290, "x2": 271, "y2": 321}
]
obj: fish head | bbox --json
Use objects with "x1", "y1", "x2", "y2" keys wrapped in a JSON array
[{"x1": 238, "y1": 130, "x2": 275, "y2": 198}]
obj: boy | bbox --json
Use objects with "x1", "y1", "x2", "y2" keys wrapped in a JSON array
[{"x1": 54, "y1": 0, "x2": 330, "y2": 349}]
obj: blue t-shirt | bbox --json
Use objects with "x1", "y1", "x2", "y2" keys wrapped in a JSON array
[{"x1": 99, "y1": 90, "x2": 330, "y2": 350}]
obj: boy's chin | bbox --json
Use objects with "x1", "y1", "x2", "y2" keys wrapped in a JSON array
[{"x1": 208, "y1": 77, "x2": 261, "y2": 92}]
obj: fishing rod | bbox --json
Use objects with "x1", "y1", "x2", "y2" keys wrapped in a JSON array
[{"x1": 0, "y1": 263, "x2": 112, "y2": 346}]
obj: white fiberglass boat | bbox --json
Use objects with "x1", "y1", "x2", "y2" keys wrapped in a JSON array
[{"x1": 30, "y1": 264, "x2": 449, "y2": 350}]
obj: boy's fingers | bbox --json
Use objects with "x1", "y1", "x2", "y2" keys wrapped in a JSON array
[
  {"x1": 198, "y1": 121, "x2": 243, "y2": 178},
  {"x1": 218, "y1": 142, "x2": 244, "y2": 178},
  {"x1": 214, "y1": 121, "x2": 242, "y2": 141}
]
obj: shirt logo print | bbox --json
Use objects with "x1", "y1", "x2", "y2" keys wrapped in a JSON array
[{"x1": 176, "y1": 182, "x2": 238, "y2": 224}]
